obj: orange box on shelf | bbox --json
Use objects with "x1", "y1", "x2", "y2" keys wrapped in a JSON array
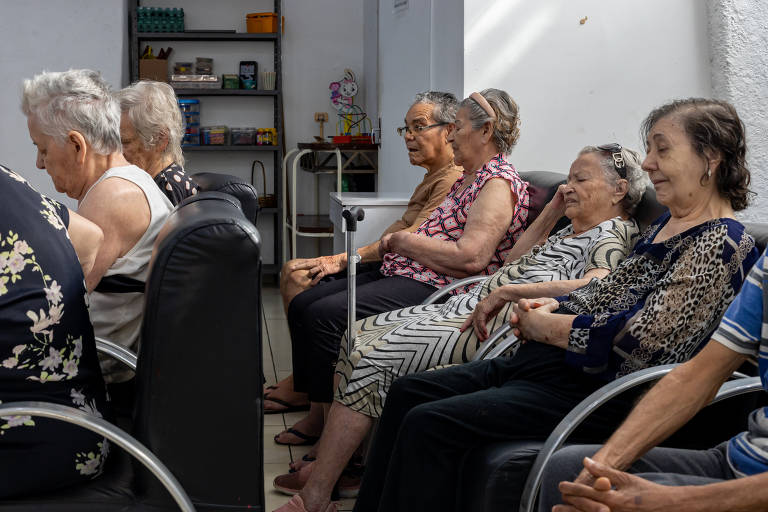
[
  {"x1": 332, "y1": 135, "x2": 352, "y2": 144},
  {"x1": 246, "y1": 12, "x2": 278, "y2": 33},
  {"x1": 139, "y1": 59, "x2": 168, "y2": 82}
]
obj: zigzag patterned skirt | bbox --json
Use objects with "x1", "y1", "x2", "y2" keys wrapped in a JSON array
[{"x1": 334, "y1": 282, "x2": 514, "y2": 418}]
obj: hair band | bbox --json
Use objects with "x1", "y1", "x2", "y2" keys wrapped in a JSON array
[{"x1": 469, "y1": 92, "x2": 496, "y2": 120}]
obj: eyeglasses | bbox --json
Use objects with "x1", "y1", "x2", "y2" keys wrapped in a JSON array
[
  {"x1": 396, "y1": 122, "x2": 449, "y2": 137},
  {"x1": 597, "y1": 143, "x2": 627, "y2": 179}
]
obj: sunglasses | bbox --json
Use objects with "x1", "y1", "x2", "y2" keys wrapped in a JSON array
[{"x1": 597, "y1": 143, "x2": 627, "y2": 179}]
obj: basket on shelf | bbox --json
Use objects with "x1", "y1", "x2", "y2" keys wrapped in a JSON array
[{"x1": 251, "y1": 159, "x2": 276, "y2": 208}]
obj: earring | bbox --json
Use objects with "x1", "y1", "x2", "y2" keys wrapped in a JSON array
[{"x1": 707, "y1": 167, "x2": 712, "y2": 178}]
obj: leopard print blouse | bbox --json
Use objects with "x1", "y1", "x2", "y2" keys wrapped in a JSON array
[{"x1": 560, "y1": 211, "x2": 758, "y2": 380}]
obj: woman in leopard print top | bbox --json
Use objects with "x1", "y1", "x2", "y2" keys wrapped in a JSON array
[{"x1": 353, "y1": 98, "x2": 760, "y2": 512}]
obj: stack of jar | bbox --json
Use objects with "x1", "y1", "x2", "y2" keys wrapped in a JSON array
[
  {"x1": 257, "y1": 128, "x2": 277, "y2": 145},
  {"x1": 137, "y1": 7, "x2": 184, "y2": 32},
  {"x1": 178, "y1": 99, "x2": 200, "y2": 146}
]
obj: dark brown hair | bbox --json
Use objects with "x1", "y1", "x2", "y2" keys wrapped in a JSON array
[{"x1": 641, "y1": 98, "x2": 752, "y2": 211}]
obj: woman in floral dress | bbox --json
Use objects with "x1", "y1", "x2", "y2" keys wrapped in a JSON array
[{"x1": 0, "y1": 164, "x2": 109, "y2": 497}]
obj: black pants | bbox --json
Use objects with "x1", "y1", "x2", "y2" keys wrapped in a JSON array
[
  {"x1": 288, "y1": 267, "x2": 437, "y2": 402},
  {"x1": 354, "y1": 342, "x2": 640, "y2": 512}
]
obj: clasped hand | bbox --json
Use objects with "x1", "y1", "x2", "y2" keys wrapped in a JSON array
[
  {"x1": 508, "y1": 297, "x2": 559, "y2": 342},
  {"x1": 554, "y1": 457, "x2": 675, "y2": 512}
]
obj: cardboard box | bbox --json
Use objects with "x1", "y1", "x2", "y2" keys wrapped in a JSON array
[{"x1": 139, "y1": 59, "x2": 168, "y2": 82}]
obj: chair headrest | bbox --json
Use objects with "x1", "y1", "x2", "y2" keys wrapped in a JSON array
[
  {"x1": 743, "y1": 222, "x2": 768, "y2": 253},
  {"x1": 518, "y1": 171, "x2": 566, "y2": 226},
  {"x1": 191, "y1": 172, "x2": 259, "y2": 224}
]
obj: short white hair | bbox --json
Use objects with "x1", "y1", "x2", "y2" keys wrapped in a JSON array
[
  {"x1": 21, "y1": 69, "x2": 121, "y2": 155},
  {"x1": 117, "y1": 81, "x2": 185, "y2": 167}
]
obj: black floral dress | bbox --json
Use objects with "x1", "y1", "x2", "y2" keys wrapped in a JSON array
[{"x1": 0, "y1": 165, "x2": 109, "y2": 497}]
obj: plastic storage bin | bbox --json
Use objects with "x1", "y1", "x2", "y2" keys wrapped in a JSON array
[
  {"x1": 178, "y1": 99, "x2": 200, "y2": 146},
  {"x1": 201, "y1": 126, "x2": 229, "y2": 145},
  {"x1": 246, "y1": 12, "x2": 278, "y2": 33},
  {"x1": 231, "y1": 127, "x2": 257, "y2": 145}
]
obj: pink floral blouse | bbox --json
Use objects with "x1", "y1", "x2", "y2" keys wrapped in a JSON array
[{"x1": 380, "y1": 154, "x2": 530, "y2": 293}]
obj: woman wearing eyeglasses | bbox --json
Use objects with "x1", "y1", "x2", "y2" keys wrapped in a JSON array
[
  {"x1": 347, "y1": 98, "x2": 759, "y2": 512},
  {"x1": 273, "y1": 89, "x2": 531, "y2": 510},
  {"x1": 272, "y1": 142, "x2": 648, "y2": 511}
]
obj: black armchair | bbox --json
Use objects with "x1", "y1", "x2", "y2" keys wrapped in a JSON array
[
  {"x1": 191, "y1": 171, "x2": 260, "y2": 225},
  {"x1": 0, "y1": 191, "x2": 265, "y2": 511}
]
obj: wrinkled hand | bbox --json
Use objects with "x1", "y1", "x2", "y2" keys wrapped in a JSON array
[
  {"x1": 287, "y1": 254, "x2": 347, "y2": 285},
  {"x1": 554, "y1": 457, "x2": 676, "y2": 512},
  {"x1": 547, "y1": 184, "x2": 568, "y2": 217},
  {"x1": 508, "y1": 297, "x2": 559, "y2": 341},
  {"x1": 387, "y1": 231, "x2": 411, "y2": 254},
  {"x1": 460, "y1": 289, "x2": 510, "y2": 341},
  {"x1": 379, "y1": 233, "x2": 394, "y2": 257}
]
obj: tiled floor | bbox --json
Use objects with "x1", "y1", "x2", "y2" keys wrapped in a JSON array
[{"x1": 262, "y1": 284, "x2": 356, "y2": 511}]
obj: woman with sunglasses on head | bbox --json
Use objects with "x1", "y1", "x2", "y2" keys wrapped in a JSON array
[
  {"x1": 273, "y1": 89, "x2": 530, "y2": 511},
  {"x1": 351, "y1": 98, "x2": 759, "y2": 512},
  {"x1": 272, "y1": 143, "x2": 647, "y2": 511}
]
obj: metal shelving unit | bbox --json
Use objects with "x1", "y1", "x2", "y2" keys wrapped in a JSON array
[{"x1": 129, "y1": 1, "x2": 284, "y2": 275}]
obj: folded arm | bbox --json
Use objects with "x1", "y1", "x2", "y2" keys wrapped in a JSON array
[{"x1": 386, "y1": 178, "x2": 516, "y2": 277}]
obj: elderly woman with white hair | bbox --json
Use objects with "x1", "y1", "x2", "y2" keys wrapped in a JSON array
[
  {"x1": 22, "y1": 69, "x2": 173, "y2": 393},
  {"x1": 118, "y1": 80, "x2": 198, "y2": 204}
]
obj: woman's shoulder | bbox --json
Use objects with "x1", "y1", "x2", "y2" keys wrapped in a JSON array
[
  {"x1": 480, "y1": 154, "x2": 521, "y2": 180},
  {"x1": 596, "y1": 217, "x2": 640, "y2": 241}
]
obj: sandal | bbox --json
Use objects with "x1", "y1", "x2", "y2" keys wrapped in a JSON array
[
  {"x1": 264, "y1": 396, "x2": 311, "y2": 415},
  {"x1": 274, "y1": 427, "x2": 320, "y2": 446}
]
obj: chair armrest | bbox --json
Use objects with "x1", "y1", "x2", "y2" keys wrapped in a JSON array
[
  {"x1": 471, "y1": 324, "x2": 518, "y2": 361},
  {"x1": 519, "y1": 364, "x2": 680, "y2": 512},
  {"x1": 0, "y1": 401, "x2": 195, "y2": 512},
  {"x1": 95, "y1": 337, "x2": 138, "y2": 372},
  {"x1": 421, "y1": 276, "x2": 488, "y2": 305},
  {"x1": 712, "y1": 376, "x2": 763, "y2": 403},
  {"x1": 519, "y1": 369, "x2": 762, "y2": 512}
]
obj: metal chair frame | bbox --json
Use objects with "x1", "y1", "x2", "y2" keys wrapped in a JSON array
[
  {"x1": 0, "y1": 402, "x2": 195, "y2": 512},
  {"x1": 518, "y1": 366, "x2": 762, "y2": 512}
]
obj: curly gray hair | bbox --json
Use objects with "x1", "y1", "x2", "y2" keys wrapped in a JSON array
[
  {"x1": 459, "y1": 88, "x2": 520, "y2": 154},
  {"x1": 412, "y1": 91, "x2": 458, "y2": 124},
  {"x1": 578, "y1": 145, "x2": 649, "y2": 216},
  {"x1": 21, "y1": 69, "x2": 121, "y2": 155},
  {"x1": 117, "y1": 80, "x2": 185, "y2": 167}
]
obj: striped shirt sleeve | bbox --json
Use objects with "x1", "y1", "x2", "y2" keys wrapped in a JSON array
[{"x1": 711, "y1": 251, "x2": 766, "y2": 355}]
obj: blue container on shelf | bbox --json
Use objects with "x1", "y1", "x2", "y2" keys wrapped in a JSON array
[{"x1": 178, "y1": 99, "x2": 200, "y2": 146}]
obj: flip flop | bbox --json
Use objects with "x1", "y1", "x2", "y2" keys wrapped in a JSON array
[
  {"x1": 274, "y1": 427, "x2": 320, "y2": 446},
  {"x1": 264, "y1": 396, "x2": 311, "y2": 415}
]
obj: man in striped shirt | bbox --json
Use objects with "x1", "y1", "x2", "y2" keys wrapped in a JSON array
[{"x1": 540, "y1": 247, "x2": 768, "y2": 512}]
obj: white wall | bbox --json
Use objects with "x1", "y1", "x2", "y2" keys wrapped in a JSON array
[
  {"x1": 0, "y1": 0, "x2": 130, "y2": 209},
  {"x1": 464, "y1": 0, "x2": 711, "y2": 173},
  {"x1": 708, "y1": 0, "x2": 768, "y2": 223},
  {"x1": 376, "y1": 0, "x2": 463, "y2": 195}
]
